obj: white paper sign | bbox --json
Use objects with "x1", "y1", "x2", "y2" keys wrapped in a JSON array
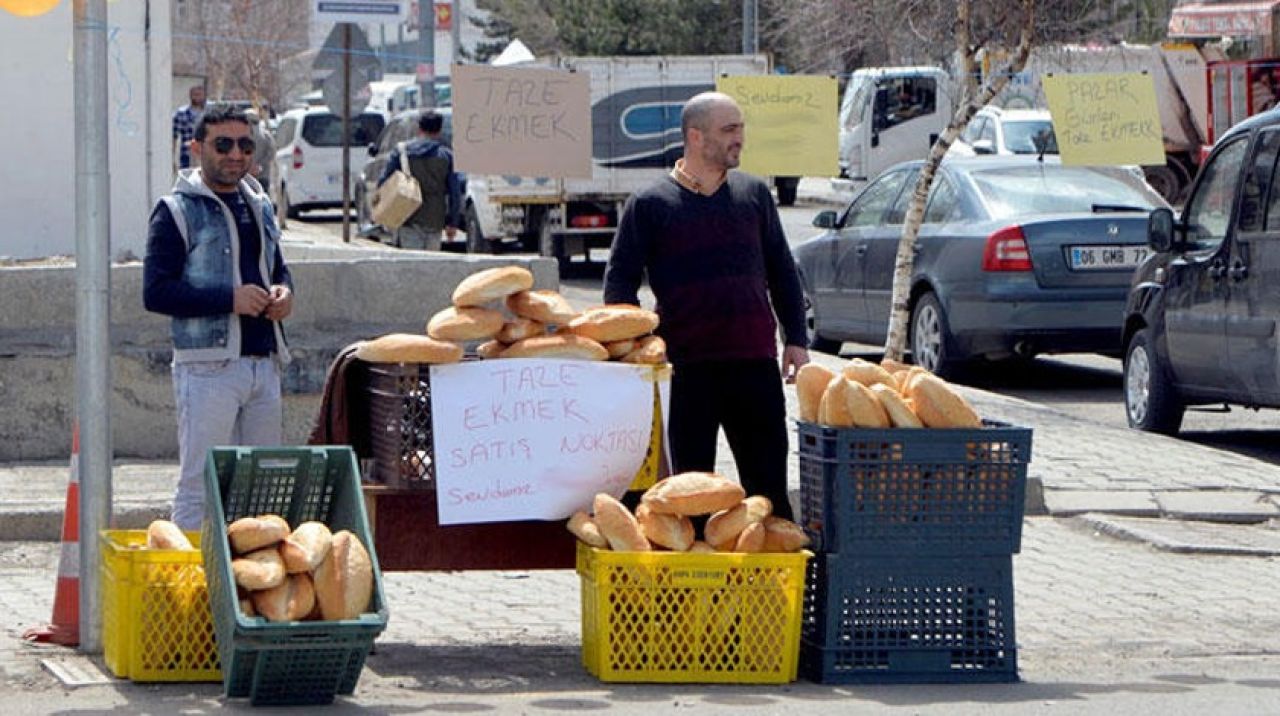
[{"x1": 429, "y1": 360, "x2": 659, "y2": 525}]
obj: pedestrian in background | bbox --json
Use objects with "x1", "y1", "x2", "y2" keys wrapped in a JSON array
[
  {"x1": 376, "y1": 110, "x2": 461, "y2": 250},
  {"x1": 172, "y1": 84, "x2": 207, "y2": 172},
  {"x1": 603, "y1": 91, "x2": 809, "y2": 519},
  {"x1": 144, "y1": 104, "x2": 294, "y2": 530},
  {"x1": 245, "y1": 108, "x2": 276, "y2": 205}
]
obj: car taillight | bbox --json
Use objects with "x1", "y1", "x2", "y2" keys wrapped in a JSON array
[
  {"x1": 982, "y1": 225, "x2": 1033, "y2": 272},
  {"x1": 291, "y1": 145, "x2": 303, "y2": 170}
]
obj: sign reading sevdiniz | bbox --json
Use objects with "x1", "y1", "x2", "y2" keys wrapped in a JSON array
[
  {"x1": 1042, "y1": 72, "x2": 1166, "y2": 166},
  {"x1": 429, "y1": 360, "x2": 666, "y2": 525},
  {"x1": 716, "y1": 74, "x2": 839, "y2": 177},
  {"x1": 452, "y1": 64, "x2": 593, "y2": 178}
]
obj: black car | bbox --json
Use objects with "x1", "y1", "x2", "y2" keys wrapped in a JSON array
[{"x1": 1123, "y1": 108, "x2": 1280, "y2": 434}]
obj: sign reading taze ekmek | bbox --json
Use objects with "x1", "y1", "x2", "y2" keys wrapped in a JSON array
[
  {"x1": 1042, "y1": 72, "x2": 1165, "y2": 166},
  {"x1": 716, "y1": 74, "x2": 839, "y2": 178},
  {"x1": 430, "y1": 360, "x2": 663, "y2": 525},
  {"x1": 452, "y1": 64, "x2": 593, "y2": 179}
]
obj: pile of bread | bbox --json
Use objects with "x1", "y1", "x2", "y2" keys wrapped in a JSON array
[
  {"x1": 796, "y1": 358, "x2": 982, "y2": 429},
  {"x1": 153, "y1": 514, "x2": 374, "y2": 623},
  {"x1": 567, "y1": 472, "x2": 810, "y2": 553},
  {"x1": 354, "y1": 265, "x2": 668, "y2": 365}
]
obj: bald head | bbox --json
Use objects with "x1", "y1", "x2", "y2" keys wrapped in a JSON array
[{"x1": 681, "y1": 92, "x2": 741, "y2": 140}]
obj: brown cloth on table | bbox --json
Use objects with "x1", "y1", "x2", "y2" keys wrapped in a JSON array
[{"x1": 307, "y1": 342, "x2": 372, "y2": 458}]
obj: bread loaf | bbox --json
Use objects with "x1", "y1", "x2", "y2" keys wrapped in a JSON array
[
  {"x1": 796, "y1": 363, "x2": 835, "y2": 423},
  {"x1": 640, "y1": 472, "x2": 745, "y2": 516},
  {"x1": 604, "y1": 339, "x2": 636, "y2": 359},
  {"x1": 251, "y1": 573, "x2": 316, "y2": 622},
  {"x1": 475, "y1": 339, "x2": 507, "y2": 359},
  {"x1": 566, "y1": 510, "x2": 608, "y2": 549},
  {"x1": 880, "y1": 357, "x2": 913, "y2": 374},
  {"x1": 567, "y1": 305, "x2": 660, "y2": 343},
  {"x1": 356, "y1": 333, "x2": 465, "y2": 364},
  {"x1": 817, "y1": 377, "x2": 855, "y2": 427},
  {"x1": 841, "y1": 358, "x2": 897, "y2": 389},
  {"x1": 732, "y1": 522, "x2": 767, "y2": 553},
  {"x1": 452, "y1": 266, "x2": 534, "y2": 307},
  {"x1": 506, "y1": 289, "x2": 578, "y2": 325},
  {"x1": 688, "y1": 541, "x2": 716, "y2": 554},
  {"x1": 592, "y1": 493, "x2": 650, "y2": 551},
  {"x1": 227, "y1": 514, "x2": 290, "y2": 555},
  {"x1": 231, "y1": 547, "x2": 286, "y2": 591},
  {"x1": 239, "y1": 596, "x2": 256, "y2": 617},
  {"x1": 496, "y1": 317, "x2": 546, "y2": 343},
  {"x1": 620, "y1": 334, "x2": 667, "y2": 364},
  {"x1": 313, "y1": 530, "x2": 375, "y2": 621},
  {"x1": 279, "y1": 521, "x2": 333, "y2": 574},
  {"x1": 761, "y1": 516, "x2": 811, "y2": 552},
  {"x1": 635, "y1": 503, "x2": 695, "y2": 551},
  {"x1": 870, "y1": 383, "x2": 923, "y2": 428},
  {"x1": 908, "y1": 373, "x2": 982, "y2": 428},
  {"x1": 426, "y1": 306, "x2": 505, "y2": 342},
  {"x1": 146, "y1": 519, "x2": 193, "y2": 550},
  {"x1": 501, "y1": 334, "x2": 608, "y2": 361},
  {"x1": 705, "y1": 496, "x2": 772, "y2": 550}
]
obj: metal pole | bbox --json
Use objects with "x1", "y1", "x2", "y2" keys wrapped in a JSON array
[
  {"x1": 342, "y1": 23, "x2": 352, "y2": 243},
  {"x1": 74, "y1": 0, "x2": 113, "y2": 655},
  {"x1": 451, "y1": 0, "x2": 462, "y2": 67},
  {"x1": 741, "y1": 0, "x2": 758, "y2": 55},
  {"x1": 419, "y1": 0, "x2": 436, "y2": 108}
]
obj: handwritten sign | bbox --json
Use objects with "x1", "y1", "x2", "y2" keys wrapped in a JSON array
[
  {"x1": 429, "y1": 360, "x2": 663, "y2": 525},
  {"x1": 1042, "y1": 72, "x2": 1165, "y2": 166},
  {"x1": 452, "y1": 64, "x2": 592, "y2": 178},
  {"x1": 716, "y1": 74, "x2": 838, "y2": 177}
]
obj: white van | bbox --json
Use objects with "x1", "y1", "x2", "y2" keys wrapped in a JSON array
[
  {"x1": 272, "y1": 106, "x2": 387, "y2": 219},
  {"x1": 837, "y1": 67, "x2": 952, "y2": 182}
]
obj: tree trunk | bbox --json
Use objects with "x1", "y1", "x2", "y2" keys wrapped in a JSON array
[{"x1": 882, "y1": 0, "x2": 1037, "y2": 364}]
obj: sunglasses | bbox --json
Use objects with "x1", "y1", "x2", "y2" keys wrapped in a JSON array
[{"x1": 206, "y1": 136, "x2": 256, "y2": 154}]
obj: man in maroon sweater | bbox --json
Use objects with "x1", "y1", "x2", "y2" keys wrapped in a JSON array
[{"x1": 604, "y1": 91, "x2": 810, "y2": 519}]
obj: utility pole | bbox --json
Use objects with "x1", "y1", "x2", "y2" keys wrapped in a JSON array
[
  {"x1": 452, "y1": 0, "x2": 462, "y2": 68},
  {"x1": 419, "y1": 0, "x2": 436, "y2": 108},
  {"x1": 74, "y1": 0, "x2": 112, "y2": 655},
  {"x1": 741, "y1": 0, "x2": 758, "y2": 54}
]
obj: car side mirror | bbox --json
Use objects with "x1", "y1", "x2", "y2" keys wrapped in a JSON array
[
  {"x1": 813, "y1": 210, "x2": 840, "y2": 229},
  {"x1": 368, "y1": 143, "x2": 378, "y2": 157},
  {"x1": 1147, "y1": 207, "x2": 1179, "y2": 252},
  {"x1": 972, "y1": 138, "x2": 996, "y2": 155}
]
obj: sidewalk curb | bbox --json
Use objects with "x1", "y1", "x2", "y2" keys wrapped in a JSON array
[
  {"x1": 1075, "y1": 512, "x2": 1280, "y2": 557},
  {"x1": 3, "y1": 502, "x2": 169, "y2": 542}
]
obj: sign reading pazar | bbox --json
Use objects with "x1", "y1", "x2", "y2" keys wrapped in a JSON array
[{"x1": 452, "y1": 64, "x2": 593, "y2": 178}]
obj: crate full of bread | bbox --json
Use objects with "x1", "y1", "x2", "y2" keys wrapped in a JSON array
[
  {"x1": 567, "y1": 472, "x2": 811, "y2": 684},
  {"x1": 201, "y1": 446, "x2": 387, "y2": 706},
  {"x1": 793, "y1": 358, "x2": 1032, "y2": 556}
]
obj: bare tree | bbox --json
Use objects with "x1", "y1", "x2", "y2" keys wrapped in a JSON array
[
  {"x1": 881, "y1": 0, "x2": 1036, "y2": 363},
  {"x1": 189, "y1": 0, "x2": 309, "y2": 111}
]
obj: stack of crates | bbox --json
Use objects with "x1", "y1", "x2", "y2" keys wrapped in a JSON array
[
  {"x1": 796, "y1": 420, "x2": 1032, "y2": 684},
  {"x1": 201, "y1": 446, "x2": 389, "y2": 706}
]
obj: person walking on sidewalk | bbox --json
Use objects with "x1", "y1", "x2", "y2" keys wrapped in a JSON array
[
  {"x1": 172, "y1": 84, "x2": 207, "y2": 172},
  {"x1": 603, "y1": 91, "x2": 809, "y2": 519},
  {"x1": 144, "y1": 104, "x2": 294, "y2": 530},
  {"x1": 376, "y1": 110, "x2": 461, "y2": 250}
]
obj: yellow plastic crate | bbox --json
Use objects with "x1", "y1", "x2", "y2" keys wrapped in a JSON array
[
  {"x1": 576, "y1": 543, "x2": 810, "y2": 683},
  {"x1": 101, "y1": 530, "x2": 221, "y2": 682},
  {"x1": 627, "y1": 379, "x2": 667, "y2": 492}
]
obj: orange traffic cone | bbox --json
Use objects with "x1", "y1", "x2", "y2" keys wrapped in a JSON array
[{"x1": 22, "y1": 424, "x2": 81, "y2": 646}]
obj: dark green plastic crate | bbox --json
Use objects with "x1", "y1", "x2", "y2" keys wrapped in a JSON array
[
  {"x1": 797, "y1": 421, "x2": 1031, "y2": 555},
  {"x1": 201, "y1": 446, "x2": 388, "y2": 706},
  {"x1": 800, "y1": 553, "x2": 1017, "y2": 684}
]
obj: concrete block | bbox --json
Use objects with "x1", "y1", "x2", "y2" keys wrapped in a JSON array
[{"x1": 1155, "y1": 490, "x2": 1280, "y2": 523}]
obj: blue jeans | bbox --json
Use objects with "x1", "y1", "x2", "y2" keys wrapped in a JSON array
[{"x1": 170, "y1": 356, "x2": 283, "y2": 530}]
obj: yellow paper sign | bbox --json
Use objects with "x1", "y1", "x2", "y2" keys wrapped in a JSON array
[
  {"x1": 716, "y1": 74, "x2": 838, "y2": 177},
  {"x1": 1042, "y1": 72, "x2": 1165, "y2": 166}
]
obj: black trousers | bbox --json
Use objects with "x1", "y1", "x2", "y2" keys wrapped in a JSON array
[{"x1": 667, "y1": 358, "x2": 793, "y2": 520}]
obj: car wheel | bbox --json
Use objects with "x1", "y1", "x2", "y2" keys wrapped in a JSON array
[
  {"x1": 910, "y1": 291, "x2": 959, "y2": 378},
  {"x1": 1124, "y1": 328, "x2": 1184, "y2": 435},
  {"x1": 275, "y1": 184, "x2": 288, "y2": 229},
  {"x1": 804, "y1": 293, "x2": 841, "y2": 354},
  {"x1": 354, "y1": 184, "x2": 370, "y2": 229},
  {"x1": 282, "y1": 185, "x2": 299, "y2": 220},
  {"x1": 775, "y1": 176, "x2": 799, "y2": 206},
  {"x1": 465, "y1": 204, "x2": 489, "y2": 254}
]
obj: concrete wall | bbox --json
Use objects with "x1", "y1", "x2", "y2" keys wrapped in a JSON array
[
  {"x1": 0, "y1": 1, "x2": 171, "y2": 261},
  {"x1": 0, "y1": 254, "x2": 558, "y2": 460}
]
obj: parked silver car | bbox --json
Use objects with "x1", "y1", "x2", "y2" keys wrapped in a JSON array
[{"x1": 796, "y1": 156, "x2": 1168, "y2": 377}]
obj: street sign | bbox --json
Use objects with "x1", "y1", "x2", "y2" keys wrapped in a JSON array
[
  {"x1": 314, "y1": 0, "x2": 407, "y2": 24},
  {"x1": 314, "y1": 23, "x2": 382, "y2": 117},
  {"x1": 314, "y1": 22, "x2": 377, "y2": 72}
]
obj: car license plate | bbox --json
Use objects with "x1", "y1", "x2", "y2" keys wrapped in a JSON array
[{"x1": 1068, "y1": 245, "x2": 1148, "y2": 271}]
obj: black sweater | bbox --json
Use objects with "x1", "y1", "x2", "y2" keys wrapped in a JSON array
[{"x1": 603, "y1": 172, "x2": 807, "y2": 364}]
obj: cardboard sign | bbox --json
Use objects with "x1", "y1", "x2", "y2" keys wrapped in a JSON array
[
  {"x1": 716, "y1": 74, "x2": 839, "y2": 177},
  {"x1": 452, "y1": 64, "x2": 593, "y2": 178},
  {"x1": 429, "y1": 360, "x2": 662, "y2": 525},
  {"x1": 1042, "y1": 72, "x2": 1166, "y2": 166}
]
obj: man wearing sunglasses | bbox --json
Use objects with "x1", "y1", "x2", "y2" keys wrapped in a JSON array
[{"x1": 143, "y1": 103, "x2": 294, "y2": 530}]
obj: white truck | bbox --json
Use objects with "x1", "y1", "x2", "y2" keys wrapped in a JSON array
[
  {"x1": 837, "y1": 43, "x2": 1280, "y2": 204},
  {"x1": 461, "y1": 54, "x2": 794, "y2": 267}
]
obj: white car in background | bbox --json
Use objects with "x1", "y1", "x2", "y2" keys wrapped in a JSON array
[
  {"x1": 950, "y1": 106, "x2": 1058, "y2": 157},
  {"x1": 273, "y1": 106, "x2": 387, "y2": 223}
]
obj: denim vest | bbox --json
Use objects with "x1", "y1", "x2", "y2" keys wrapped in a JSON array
[{"x1": 158, "y1": 175, "x2": 290, "y2": 364}]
